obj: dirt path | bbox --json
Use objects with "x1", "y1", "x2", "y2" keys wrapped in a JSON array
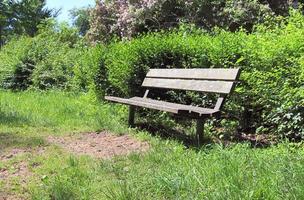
[
  {"x1": 0, "y1": 132, "x2": 149, "y2": 199},
  {"x1": 0, "y1": 148, "x2": 42, "y2": 200},
  {"x1": 48, "y1": 131, "x2": 149, "y2": 159}
]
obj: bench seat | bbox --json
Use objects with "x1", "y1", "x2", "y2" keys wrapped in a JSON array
[{"x1": 105, "y1": 96, "x2": 219, "y2": 118}]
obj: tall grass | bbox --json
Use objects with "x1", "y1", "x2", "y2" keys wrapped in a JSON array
[
  {"x1": 1, "y1": 90, "x2": 304, "y2": 199},
  {"x1": 30, "y1": 142, "x2": 304, "y2": 200},
  {"x1": 0, "y1": 90, "x2": 128, "y2": 134}
]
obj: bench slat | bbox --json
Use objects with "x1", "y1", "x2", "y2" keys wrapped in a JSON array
[
  {"x1": 142, "y1": 78, "x2": 234, "y2": 94},
  {"x1": 105, "y1": 96, "x2": 179, "y2": 114},
  {"x1": 131, "y1": 97, "x2": 218, "y2": 116},
  {"x1": 146, "y1": 68, "x2": 240, "y2": 81},
  {"x1": 105, "y1": 96, "x2": 219, "y2": 117}
]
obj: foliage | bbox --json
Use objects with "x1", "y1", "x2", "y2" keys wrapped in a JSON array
[
  {"x1": 30, "y1": 22, "x2": 84, "y2": 90},
  {"x1": 73, "y1": 44, "x2": 107, "y2": 97},
  {"x1": 0, "y1": 0, "x2": 57, "y2": 46},
  {"x1": 101, "y1": 11, "x2": 304, "y2": 138},
  {"x1": 0, "y1": 36, "x2": 34, "y2": 89},
  {"x1": 70, "y1": 7, "x2": 92, "y2": 36},
  {"x1": 87, "y1": 0, "x2": 301, "y2": 42},
  {"x1": 0, "y1": 20, "x2": 84, "y2": 90}
]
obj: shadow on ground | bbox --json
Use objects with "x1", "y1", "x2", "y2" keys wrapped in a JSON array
[
  {"x1": 136, "y1": 122, "x2": 204, "y2": 148},
  {"x1": 136, "y1": 122, "x2": 277, "y2": 149},
  {"x1": 0, "y1": 111, "x2": 30, "y2": 126},
  {"x1": 0, "y1": 132, "x2": 45, "y2": 151}
]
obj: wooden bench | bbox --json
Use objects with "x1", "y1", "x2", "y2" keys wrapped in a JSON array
[{"x1": 105, "y1": 68, "x2": 241, "y2": 145}]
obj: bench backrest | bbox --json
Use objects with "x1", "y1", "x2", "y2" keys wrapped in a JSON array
[{"x1": 142, "y1": 68, "x2": 240, "y2": 95}]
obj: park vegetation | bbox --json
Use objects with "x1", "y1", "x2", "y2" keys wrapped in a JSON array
[
  {"x1": 0, "y1": 8, "x2": 303, "y2": 139},
  {"x1": 0, "y1": 0, "x2": 303, "y2": 199}
]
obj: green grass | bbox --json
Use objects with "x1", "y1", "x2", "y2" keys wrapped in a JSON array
[
  {"x1": 0, "y1": 90, "x2": 128, "y2": 134},
  {"x1": 1, "y1": 90, "x2": 304, "y2": 200}
]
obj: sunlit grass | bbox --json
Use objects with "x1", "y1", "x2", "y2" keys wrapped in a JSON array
[
  {"x1": 28, "y1": 142, "x2": 304, "y2": 200},
  {"x1": 0, "y1": 90, "x2": 128, "y2": 135},
  {"x1": 1, "y1": 90, "x2": 304, "y2": 200}
]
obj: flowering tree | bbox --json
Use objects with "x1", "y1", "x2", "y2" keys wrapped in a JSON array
[
  {"x1": 87, "y1": 0, "x2": 187, "y2": 42},
  {"x1": 87, "y1": 0, "x2": 300, "y2": 43}
]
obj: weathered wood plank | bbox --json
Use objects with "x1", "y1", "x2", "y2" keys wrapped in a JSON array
[
  {"x1": 131, "y1": 97, "x2": 217, "y2": 115},
  {"x1": 214, "y1": 96, "x2": 225, "y2": 111},
  {"x1": 142, "y1": 78, "x2": 234, "y2": 94},
  {"x1": 105, "y1": 96, "x2": 179, "y2": 113},
  {"x1": 146, "y1": 68, "x2": 240, "y2": 81},
  {"x1": 105, "y1": 96, "x2": 219, "y2": 117}
]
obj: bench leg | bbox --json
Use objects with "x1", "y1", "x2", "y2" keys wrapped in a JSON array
[
  {"x1": 196, "y1": 119, "x2": 205, "y2": 146},
  {"x1": 128, "y1": 106, "x2": 135, "y2": 127}
]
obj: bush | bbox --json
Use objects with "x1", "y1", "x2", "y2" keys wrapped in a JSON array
[
  {"x1": 102, "y1": 11, "x2": 304, "y2": 138},
  {"x1": 30, "y1": 22, "x2": 84, "y2": 90},
  {"x1": 0, "y1": 36, "x2": 33, "y2": 89},
  {"x1": 0, "y1": 20, "x2": 84, "y2": 90},
  {"x1": 73, "y1": 44, "x2": 107, "y2": 95}
]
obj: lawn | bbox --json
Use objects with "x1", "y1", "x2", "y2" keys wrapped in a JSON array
[{"x1": 1, "y1": 90, "x2": 304, "y2": 200}]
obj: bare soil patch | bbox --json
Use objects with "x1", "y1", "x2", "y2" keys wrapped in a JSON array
[
  {"x1": 0, "y1": 194, "x2": 23, "y2": 200},
  {"x1": 48, "y1": 132, "x2": 149, "y2": 159},
  {"x1": 0, "y1": 148, "x2": 41, "y2": 200},
  {"x1": 0, "y1": 148, "x2": 33, "y2": 182}
]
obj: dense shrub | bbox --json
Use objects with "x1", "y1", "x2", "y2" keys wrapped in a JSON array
[
  {"x1": 102, "y1": 11, "x2": 304, "y2": 138},
  {"x1": 30, "y1": 22, "x2": 85, "y2": 90},
  {"x1": 0, "y1": 36, "x2": 34, "y2": 89},
  {"x1": 73, "y1": 44, "x2": 107, "y2": 96},
  {"x1": 0, "y1": 21, "x2": 85, "y2": 90}
]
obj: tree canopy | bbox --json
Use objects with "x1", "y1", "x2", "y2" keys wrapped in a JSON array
[
  {"x1": 0, "y1": 0, "x2": 57, "y2": 46},
  {"x1": 70, "y1": 7, "x2": 91, "y2": 36}
]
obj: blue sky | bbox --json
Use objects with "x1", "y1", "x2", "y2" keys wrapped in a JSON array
[{"x1": 46, "y1": 0, "x2": 96, "y2": 22}]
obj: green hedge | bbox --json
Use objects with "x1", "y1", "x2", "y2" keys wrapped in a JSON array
[
  {"x1": 0, "y1": 21, "x2": 84, "y2": 90},
  {"x1": 103, "y1": 11, "x2": 304, "y2": 138},
  {"x1": 73, "y1": 44, "x2": 106, "y2": 95},
  {"x1": 0, "y1": 36, "x2": 33, "y2": 89}
]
